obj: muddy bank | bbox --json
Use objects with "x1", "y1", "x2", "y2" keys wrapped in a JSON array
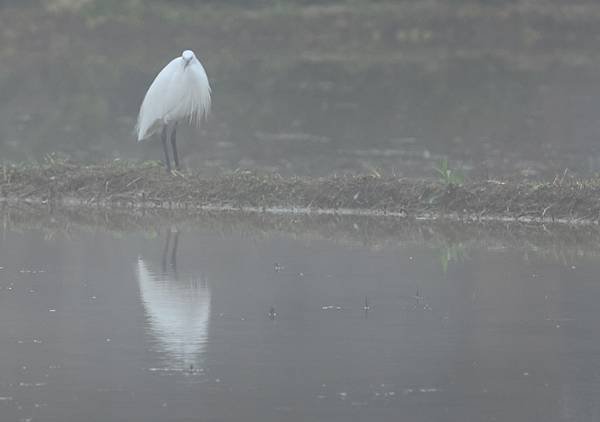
[{"x1": 2, "y1": 161, "x2": 600, "y2": 223}]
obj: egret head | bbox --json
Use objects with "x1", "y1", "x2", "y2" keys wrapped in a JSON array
[{"x1": 182, "y1": 50, "x2": 195, "y2": 68}]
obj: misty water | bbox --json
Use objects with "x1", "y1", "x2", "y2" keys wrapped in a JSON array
[
  {"x1": 4, "y1": 2, "x2": 600, "y2": 421},
  {"x1": 1, "y1": 221, "x2": 600, "y2": 422},
  {"x1": 4, "y1": 2, "x2": 600, "y2": 178}
]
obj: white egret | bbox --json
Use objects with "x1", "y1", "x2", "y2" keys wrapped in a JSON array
[{"x1": 136, "y1": 50, "x2": 211, "y2": 172}]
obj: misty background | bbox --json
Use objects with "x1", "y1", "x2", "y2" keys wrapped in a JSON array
[
  {"x1": 2, "y1": 0, "x2": 600, "y2": 178},
  {"x1": 5, "y1": 3, "x2": 600, "y2": 421}
]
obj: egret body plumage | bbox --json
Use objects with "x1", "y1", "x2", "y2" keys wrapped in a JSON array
[{"x1": 136, "y1": 50, "x2": 211, "y2": 172}]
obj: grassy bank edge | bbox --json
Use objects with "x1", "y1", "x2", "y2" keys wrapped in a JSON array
[{"x1": 1, "y1": 161, "x2": 600, "y2": 224}]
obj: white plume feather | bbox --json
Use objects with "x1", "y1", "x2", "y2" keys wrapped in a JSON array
[{"x1": 136, "y1": 51, "x2": 211, "y2": 142}]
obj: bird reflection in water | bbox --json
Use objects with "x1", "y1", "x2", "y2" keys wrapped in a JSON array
[{"x1": 136, "y1": 228, "x2": 210, "y2": 371}]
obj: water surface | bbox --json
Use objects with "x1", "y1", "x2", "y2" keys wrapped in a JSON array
[{"x1": 1, "y1": 222, "x2": 599, "y2": 421}]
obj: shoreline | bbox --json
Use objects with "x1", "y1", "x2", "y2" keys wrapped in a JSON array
[
  {"x1": 3, "y1": 196, "x2": 600, "y2": 262},
  {"x1": 2, "y1": 161, "x2": 600, "y2": 225}
]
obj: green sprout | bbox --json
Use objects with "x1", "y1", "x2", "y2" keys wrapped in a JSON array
[{"x1": 434, "y1": 158, "x2": 464, "y2": 186}]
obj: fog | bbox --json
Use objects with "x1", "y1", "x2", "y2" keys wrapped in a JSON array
[
  {"x1": 3, "y1": 0, "x2": 600, "y2": 177},
  {"x1": 3, "y1": 2, "x2": 600, "y2": 421}
]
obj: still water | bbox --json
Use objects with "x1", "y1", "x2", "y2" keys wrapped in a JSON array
[{"x1": 1, "y1": 220, "x2": 599, "y2": 421}]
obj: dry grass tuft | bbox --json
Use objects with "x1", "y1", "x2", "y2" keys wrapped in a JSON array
[{"x1": 3, "y1": 160, "x2": 600, "y2": 222}]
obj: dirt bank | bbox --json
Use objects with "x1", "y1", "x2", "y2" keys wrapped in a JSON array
[{"x1": 1, "y1": 161, "x2": 600, "y2": 223}]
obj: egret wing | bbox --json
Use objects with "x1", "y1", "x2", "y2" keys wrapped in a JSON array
[{"x1": 136, "y1": 58, "x2": 180, "y2": 141}]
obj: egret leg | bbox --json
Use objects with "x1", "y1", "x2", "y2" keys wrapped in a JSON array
[
  {"x1": 161, "y1": 126, "x2": 171, "y2": 172},
  {"x1": 161, "y1": 229, "x2": 171, "y2": 272},
  {"x1": 171, "y1": 230, "x2": 178, "y2": 274},
  {"x1": 170, "y1": 125, "x2": 180, "y2": 170}
]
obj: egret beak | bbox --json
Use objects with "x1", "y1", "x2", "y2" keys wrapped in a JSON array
[{"x1": 183, "y1": 58, "x2": 192, "y2": 68}]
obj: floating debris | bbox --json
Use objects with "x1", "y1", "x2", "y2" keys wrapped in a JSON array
[
  {"x1": 403, "y1": 387, "x2": 440, "y2": 394},
  {"x1": 18, "y1": 382, "x2": 47, "y2": 388},
  {"x1": 18, "y1": 269, "x2": 46, "y2": 274},
  {"x1": 363, "y1": 296, "x2": 371, "y2": 311},
  {"x1": 148, "y1": 367, "x2": 204, "y2": 373}
]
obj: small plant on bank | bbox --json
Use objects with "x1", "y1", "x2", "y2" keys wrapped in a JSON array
[{"x1": 434, "y1": 158, "x2": 464, "y2": 186}]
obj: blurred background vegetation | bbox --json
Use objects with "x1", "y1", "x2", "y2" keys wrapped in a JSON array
[{"x1": 2, "y1": 0, "x2": 600, "y2": 177}]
